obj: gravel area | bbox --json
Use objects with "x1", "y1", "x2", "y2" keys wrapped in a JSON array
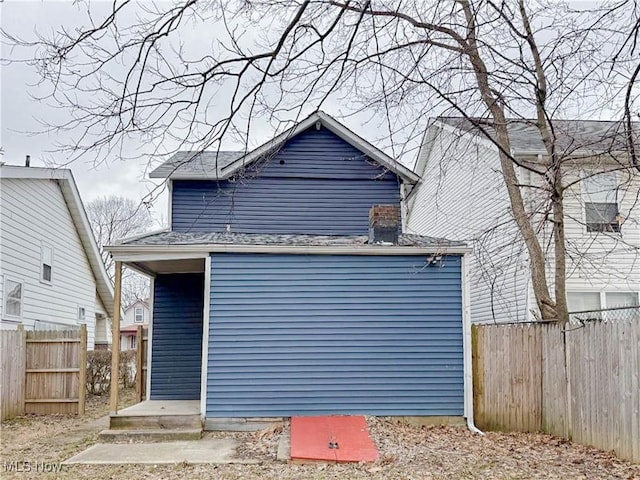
[{"x1": 1, "y1": 406, "x2": 639, "y2": 479}]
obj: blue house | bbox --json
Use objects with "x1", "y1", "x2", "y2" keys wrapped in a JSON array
[{"x1": 108, "y1": 111, "x2": 473, "y2": 429}]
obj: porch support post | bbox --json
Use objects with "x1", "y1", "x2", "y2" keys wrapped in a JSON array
[{"x1": 110, "y1": 261, "x2": 122, "y2": 413}]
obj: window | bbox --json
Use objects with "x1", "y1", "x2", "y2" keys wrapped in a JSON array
[
  {"x1": 583, "y1": 173, "x2": 620, "y2": 233},
  {"x1": 41, "y1": 244, "x2": 53, "y2": 283},
  {"x1": 129, "y1": 335, "x2": 137, "y2": 350},
  {"x1": 568, "y1": 291, "x2": 639, "y2": 318},
  {"x1": 134, "y1": 306, "x2": 144, "y2": 323},
  {"x1": 78, "y1": 307, "x2": 86, "y2": 323},
  {"x1": 605, "y1": 292, "x2": 639, "y2": 308},
  {"x1": 3, "y1": 278, "x2": 23, "y2": 318},
  {"x1": 567, "y1": 292, "x2": 601, "y2": 312}
]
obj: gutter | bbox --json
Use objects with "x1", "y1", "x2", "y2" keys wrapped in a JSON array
[
  {"x1": 461, "y1": 253, "x2": 485, "y2": 435},
  {"x1": 107, "y1": 243, "x2": 473, "y2": 259}
]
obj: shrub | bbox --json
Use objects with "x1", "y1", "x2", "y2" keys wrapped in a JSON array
[
  {"x1": 119, "y1": 350, "x2": 137, "y2": 389},
  {"x1": 86, "y1": 349, "x2": 139, "y2": 395},
  {"x1": 86, "y1": 350, "x2": 111, "y2": 395}
]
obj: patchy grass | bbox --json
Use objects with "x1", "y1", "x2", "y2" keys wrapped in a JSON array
[
  {"x1": 1, "y1": 406, "x2": 639, "y2": 479},
  {"x1": 1, "y1": 388, "x2": 137, "y2": 470}
]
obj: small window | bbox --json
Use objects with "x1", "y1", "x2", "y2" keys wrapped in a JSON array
[
  {"x1": 134, "y1": 306, "x2": 144, "y2": 323},
  {"x1": 129, "y1": 335, "x2": 137, "y2": 350},
  {"x1": 3, "y1": 278, "x2": 23, "y2": 318},
  {"x1": 583, "y1": 173, "x2": 620, "y2": 233},
  {"x1": 41, "y1": 244, "x2": 53, "y2": 283},
  {"x1": 78, "y1": 307, "x2": 86, "y2": 323}
]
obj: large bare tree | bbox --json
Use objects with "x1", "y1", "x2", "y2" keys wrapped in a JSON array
[
  {"x1": 87, "y1": 195, "x2": 153, "y2": 307},
  {"x1": 5, "y1": 0, "x2": 640, "y2": 322}
]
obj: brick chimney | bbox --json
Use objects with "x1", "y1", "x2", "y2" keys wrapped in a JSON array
[{"x1": 368, "y1": 205, "x2": 400, "y2": 244}]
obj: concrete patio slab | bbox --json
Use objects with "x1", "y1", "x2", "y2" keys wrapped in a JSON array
[{"x1": 62, "y1": 439, "x2": 260, "y2": 465}]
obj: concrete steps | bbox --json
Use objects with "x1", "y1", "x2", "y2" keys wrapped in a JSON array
[
  {"x1": 103, "y1": 401, "x2": 203, "y2": 442},
  {"x1": 109, "y1": 413, "x2": 202, "y2": 430},
  {"x1": 98, "y1": 428, "x2": 202, "y2": 443}
]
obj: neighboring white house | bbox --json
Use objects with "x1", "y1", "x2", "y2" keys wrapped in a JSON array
[
  {"x1": 119, "y1": 298, "x2": 149, "y2": 351},
  {"x1": 406, "y1": 118, "x2": 640, "y2": 323},
  {"x1": 0, "y1": 164, "x2": 114, "y2": 349}
]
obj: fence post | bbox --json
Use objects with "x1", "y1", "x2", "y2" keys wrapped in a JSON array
[
  {"x1": 78, "y1": 324, "x2": 87, "y2": 415},
  {"x1": 18, "y1": 324, "x2": 26, "y2": 416},
  {"x1": 135, "y1": 325, "x2": 143, "y2": 402},
  {"x1": 471, "y1": 325, "x2": 483, "y2": 427},
  {"x1": 563, "y1": 327, "x2": 573, "y2": 440}
]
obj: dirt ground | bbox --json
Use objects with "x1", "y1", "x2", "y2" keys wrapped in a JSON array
[{"x1": 1, "y1": 395, "x2": 639, "y2": 480}]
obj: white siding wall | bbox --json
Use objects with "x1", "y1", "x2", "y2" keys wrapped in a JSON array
[
  {"x1": 407, "y1": 126, "x2": 530, "y2": 323},
  {"x1": 523, "y1": 165, "x2": 640, "y2": 309},
  {"x1": 408, "y1": 125, "x2": 640, "y2": 324},
  {"x1": 0, "y1": 178, "x2": 97, "y2": 348}
]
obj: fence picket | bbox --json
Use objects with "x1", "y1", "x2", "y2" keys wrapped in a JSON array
[
  {"x1": 1, "y1": 328, "x2": 86, "y2": 419},
  {"x1": 474, "y1": 321, "x2": 639, "y2": 463}
]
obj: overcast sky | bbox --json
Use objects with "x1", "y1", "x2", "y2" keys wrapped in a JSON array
[
  {"x1": 0, "y1": 0, "x2": 402, "y2": 224},
  {"x1": 1, "y1": 1, "x2": 179, "y2": 222}
]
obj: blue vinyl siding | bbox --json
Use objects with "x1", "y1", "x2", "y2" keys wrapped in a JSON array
[
  {"x1": 172, "y1": 127, "x2": 401, "y2": 235},
  {"x1": 150, "y1": 273, "x2": 204, "y2": 400},
  {"x1": 206, "y1": 254, "x2": 464, "y2": 417}
]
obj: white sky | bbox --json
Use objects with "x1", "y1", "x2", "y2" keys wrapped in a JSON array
[
  {"x1": 1, "y1": 1, "x2": 177, "y2": 222},
  {"x1": 0, "y1": 0, "x2": 399, "y2": 224}
]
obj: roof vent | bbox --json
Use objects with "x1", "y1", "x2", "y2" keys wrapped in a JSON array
[{"x1": 368, "y1": 205, "x2": 400, "y2": 245}]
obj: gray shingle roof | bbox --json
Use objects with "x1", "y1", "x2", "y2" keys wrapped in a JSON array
[
  {"x1": 149, "y1": 151, "x2": 244, "y2": 179},
  {"x1": 120, "y1": 231, "x2": 465, "y2": 248},
  {"x1": 438, "y1": 117, "x2": 637, "y2": 154}
]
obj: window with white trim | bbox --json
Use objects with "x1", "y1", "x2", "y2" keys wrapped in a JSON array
[
  {"x1": 568, "y1": 291, "x2": 639, "y2": 312},
  {"x1": 134, "y1": 306, "x2": 144, "y2": 323},
  {"x1": 3, "y1": 278, "x2": 23, "y2": 319},
  {"x1": 41, "y1": 244, "x2": 53, "y2": 283},
  {"x1": 78, "y1": 307, "x2": 86, "y2": 323},
  {"x1": 583, "y1": 173, "x2": 620, "y2": 233},
  {"x1": 129, "y1": 335, "x2": 137, "y2": 350}
]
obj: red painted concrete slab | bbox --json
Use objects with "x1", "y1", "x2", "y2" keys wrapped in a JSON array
[{"x1": 290, "y1": 415, "x2": 378, "y2": 463}]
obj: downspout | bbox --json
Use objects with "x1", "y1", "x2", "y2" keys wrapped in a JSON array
[{"x1": 461, "y1": 253, "x2": 485, "y2": 435}]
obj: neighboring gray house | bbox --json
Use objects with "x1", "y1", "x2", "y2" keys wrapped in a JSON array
[
  {"x1": 407, "y1": 118, "x2": 640, "y2": 324},
  {"x1": 0, "y1": 165, "x2": 114, "y2": 349}
]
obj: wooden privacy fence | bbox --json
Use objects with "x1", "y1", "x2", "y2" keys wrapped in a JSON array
[
  {"x1": 473, "y1": 321, "x2": 640, "y2": 463},
  {"x1": 1, "y1": 325, "x2": 87, "y2": 420},
  {"x1": 135, "y1": 326, "x2": 148, "y2": 402}
]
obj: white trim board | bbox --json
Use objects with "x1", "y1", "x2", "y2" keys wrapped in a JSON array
[{"x1": 200, "y1": 256, "x2": 212, "y2": 418}]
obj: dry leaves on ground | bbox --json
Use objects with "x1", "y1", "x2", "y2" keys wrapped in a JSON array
[{"x1": 2, "y1": 406, "x2": 639, "y2": 479}]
